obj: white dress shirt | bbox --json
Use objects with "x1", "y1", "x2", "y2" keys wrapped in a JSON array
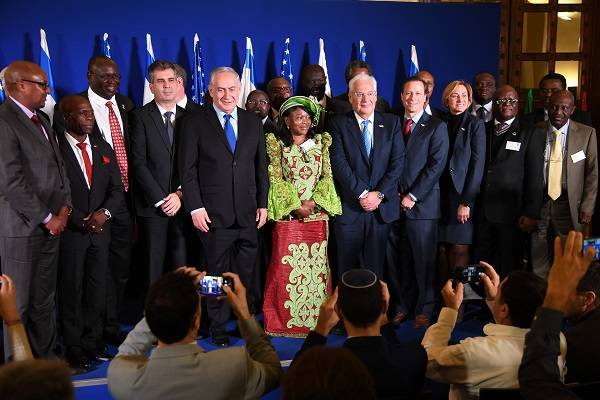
[
  {"x1": 64, "y1": 132, "x2": 93, "y2": 188},
  {"x1": 87, "y1": 87, "x2": 125, "y2": 149},
  {"x1": 472, "y1": 101, "x2": 494, "y2": 123}
]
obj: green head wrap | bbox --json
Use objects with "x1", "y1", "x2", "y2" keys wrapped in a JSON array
[{"x1": 278, "y1": 95, "x2": 321, "y2": 128}]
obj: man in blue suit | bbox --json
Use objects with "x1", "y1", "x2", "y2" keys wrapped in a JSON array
[
  {"x1": 330, "y1": 73, "x2": 405, "y2": 279},
  {"x1": 387, "y1": 76, "x2": 449, "y2": 328}
]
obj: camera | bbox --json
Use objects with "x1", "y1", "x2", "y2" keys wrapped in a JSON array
[
  {"x1": 453, "y1": 265, "x2": 484, "y2": 284},
  {"x1": 198, "y1": 275, "x2": 234, "y2": 296},
  {"x1": 582, "y1": 237, "x2": 600, "y2": 261}
]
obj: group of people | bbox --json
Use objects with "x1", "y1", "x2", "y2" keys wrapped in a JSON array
[{"x1": 0, "y1": 53, "x2": 597, "y2": 385}]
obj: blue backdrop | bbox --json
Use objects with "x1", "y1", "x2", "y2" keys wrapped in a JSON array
[{"x1": 0, "y1": 0, "x2": 500, "y2": 108}]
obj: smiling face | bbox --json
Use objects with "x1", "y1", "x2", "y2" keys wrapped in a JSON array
[
  {"x1": 447, "y1": 84, "x2": 471, "y2": 115},
  {"x1": 88, "y1": 58, "x2": 121, "y2": 100},
  {"x1": 209, "y1": 71, "x2": 240, "y2": 114},
  {"x1": 349, "y1": 77, "x2": 377, "y2": 119},
  {"x1": 401, "y1": 80, "x2": 426, "y2": 116},
  {"x1": 245, "y1": 90, "x2": 270, "y2": 118},
  {"x1": 284, "y1": 107, "x2": 312, "y2": 137}
]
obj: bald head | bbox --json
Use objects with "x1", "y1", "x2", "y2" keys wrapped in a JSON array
[
  {"x1": 87, "y1": 56, "x2": 121, "y2": 99},
  {"x1": 4, "y1": 61, "x2": 49, "y2": 111},
  {"x1": 416, "y1": 70, "x2": 435, "y2": 103},
  {"x1": 300, "y1": 64, "x2": 326, "y2": 100},
  {"x1": 548, "y1": 90, "x2": 575, "y2": 129},
  {"x1": 246, "y1": 90, "x2": 270, "y2": 118},
  {"x1": 267, "y1": 77, "x2": 292, "y2": 110},
  {"x1": 59, "y1": 95, "x2": 95, "y2": 139}
]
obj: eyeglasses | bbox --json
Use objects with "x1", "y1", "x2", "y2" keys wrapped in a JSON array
[
  {"x1": 20, "y1": 79, "x2": 50, "y2": 90},
  {"x1": 90, "y1": 72, "x2": 121, "y2": 81},
  {"x1": 247, "y1": 99, "x2": 269, "y2": 106},
  {"x1": 495, "y1": 98, "x2": 519, "y2": 105},
  {"x1": 353, "y1": 91, "x2": 377, "y2": 99}
]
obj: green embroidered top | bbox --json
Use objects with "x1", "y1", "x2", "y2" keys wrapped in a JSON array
[{"x1": 266, "y1": 132, "x2": 342, "y2": 221}]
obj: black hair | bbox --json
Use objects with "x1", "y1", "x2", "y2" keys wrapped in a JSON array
[
  {"x1": 540, "y1": 73, "x2": 567, "y2": 90},
  {"x1": 577, "y1": 261, "x2": 600, "y2": 306},
  {"x1": 337, "y1": 277, "x2": 382, "y2": 328},
  {"x1": 344, "y1": 60, "x2": 373, "y2": 83},
  {"x1": 276, "y1": 105, "x2": 316, "y2": 147},
  {"x1": 500, "y1": 271, "x2": 547, "y2": 328},
  {"x1": 402, "y1": 76, "x2": 427, "y2": 92},
  {"x1": 148, "y1": 60, "x2": 176, "y2": 83}
]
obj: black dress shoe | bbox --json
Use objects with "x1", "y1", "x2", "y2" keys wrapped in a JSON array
[
  {"x1": 211, "y1": 334, "x2": 230, "y2": 347},
  {"x1": 66, "y1": 349, "x2": 91, "y2": 373},
  {"x1": 85, "y1": 346, "x2": 113, "y2": 362}
]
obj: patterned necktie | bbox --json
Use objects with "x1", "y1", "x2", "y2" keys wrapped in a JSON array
[
  {"x1": 223, "y1": 114, "x2": 237, "y2": 153},
  {"x1": 30, "y1": 114, "x2": 47, "y2": 140},
  {"x1": 403, "y1": 118, "x2": 414, "y2": 144},
  {"x1": 164, "y1": 111, "x2": 174, "y2": 145},
  {"x1": 362, "y1": 120, "x2": 372, "y2": 157},
  {"x1": 477, "y1": 107, "x2": 486, "y2": 121},
  {"x1": 548, "y1": 130, "x2": 562, "y2": 200},
  {"x1": 106, "y1": 101, "x2": 129, "y2": 191},
  {"x1": 76, "y1": 142, "x2": 93, "y2": 187},
  {"x1": 495, "y1": 122, "x2": 509, "y2": 136}
]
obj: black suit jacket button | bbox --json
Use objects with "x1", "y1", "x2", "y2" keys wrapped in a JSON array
[
  {"x1": 233, "y1": 161, "x2": 237, "y2": 167},
  {"x1": 449, "y1": 168, "x2": 454, "y2": 173}
]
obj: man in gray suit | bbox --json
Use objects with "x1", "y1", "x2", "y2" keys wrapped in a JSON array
[
  {"x1": 0, "y1": 61, "x2": 71, "y2": 359},
  {"x1": 531, "y1": 90, "x2": 598, "y2": 278},
  {"x1": 108, "y1": 268, "x2": 282, "y2": 400}
]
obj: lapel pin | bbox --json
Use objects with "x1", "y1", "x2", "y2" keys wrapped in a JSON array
[
  {"x1": 378, "y1": 124, "x2": 384, "y2": 128},
  {"x1": 120, "y1": 103, "x2": 126, "y2": 110},
  {"x1": 460, "y1": 127, "x2": 466, "y2": 131},
  {"x1": 420, "y1": 123, "x2": 426, "y2": 127}
]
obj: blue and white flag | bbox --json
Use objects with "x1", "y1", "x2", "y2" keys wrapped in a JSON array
[
  {"x1": 409, "y1": 44, "x2": 419, "y2": 76},
  {"x1": 359, "y1": 40, "x2": 367, "y2": 61},
  {"x1": 39, "y1": 28, "x2": 57, "y2": 120},
  {"x1": 237, "y1": 37, "x2": 256, "y2": 109},
  {"x1": 0, "y1": 69, "x2": 6, "y2": 103},
  {"x1": 143, "y1": 33, "x2": 155, "y2": 105},
  {"x1": 318, "y1": 38, "x2": 332, "y2": 98},
  {"x1": 191, "y1": 33, "x2": 206, "y2": 105},
  {"x1": 279, "y1": 37, "x2": 293, "y2": 88},
  {"x1": 102, "y1": 33, "x2": 111, "y2": 58}
]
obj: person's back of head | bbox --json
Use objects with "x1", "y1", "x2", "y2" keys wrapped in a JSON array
[
  {"x1": 0, "y1": 359, "x2": 74, "y2": 400},
  {"x1": 283, "y1": 347, "x2": 376, "y2": 400},
  {"x1": 500, "y1": 271, "x2": 547, "y2": 328},
  {"x1": 145, "y1": 271, "x2": 200, "y2": 344},
  {"x1": 337, "y1": 269, "x2": 383, "y2": 328},
  {"x1": 566, "y1": 261, "x2": 600, "y2": 321}
]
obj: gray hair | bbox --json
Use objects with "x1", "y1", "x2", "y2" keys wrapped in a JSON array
[
  {"x1": 348, "y1": 73, "x2": 377, "y2": 93},
  {"x1": 209, "y1": 67, "x2": 240, "y2": 86}
]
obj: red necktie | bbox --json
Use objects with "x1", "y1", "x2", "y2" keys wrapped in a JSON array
[
  {"x1": 76, "y1": 142, "x2": 93, "y2": 187},
  {"x1": 403, "y1": 118, "x2": 414, "y2": 144},
  {"x1": 30, "y1": 114, "x2": 48, "y2": 140},
  {"x1": 106, "y1": 101, "x2": 129, "y2": 191}
]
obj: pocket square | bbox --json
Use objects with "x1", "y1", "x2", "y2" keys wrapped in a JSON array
[{"x1": 101, "y1": 155, "x2": 111, "y2": 165}]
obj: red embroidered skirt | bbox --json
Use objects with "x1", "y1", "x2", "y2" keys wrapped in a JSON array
[{"x1": 263, "y1": 219, "x2": 331, "y2": 337}]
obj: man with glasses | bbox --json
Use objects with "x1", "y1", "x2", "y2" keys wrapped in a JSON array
[
  {"x1": 0, "y1": 61, "x2": 72, "y2": 359},
  {"x1": 266, "y1": 77, "x2": 292, "y2": 124},
  {"x1": 330, "y1": 73, "x2": 405, "y2": 281},
  {"x1": 245, "y1": 89, "x2": 276, "y2": 134},
  {"x1": 475, "y1": 85, "x2": 545, "y2": 277}
]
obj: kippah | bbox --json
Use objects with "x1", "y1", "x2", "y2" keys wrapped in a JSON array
[{"x1": 341, "y1": 269, "x2": 378, "y2": 289}]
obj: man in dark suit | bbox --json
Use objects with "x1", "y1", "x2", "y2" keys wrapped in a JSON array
[
  {"x1": 330, "y1": 74, "x2": 405, "y2": 279},
  {"x1": 333, "y1": 60, "x2": 391, "y2": 115},
  {"x1": 470, "y1": 71, "x2": 496, "y2": 123},
  {"x1": 178, "y1": 67, "x2": 268, "y2": 346},
  {"x1": 293, "y1": 269, "x2": 427, "y2": 399},
  {"x1": 388, "y1": 76, "x2": 449, "y2": 327},
  {"x1": 173, "y1": 63, "x2": 203, "y2": 114},
  {"x1": 522, "y1": 73, "x2": 592, "y2": 127},
  {"x1": 266, "y1": 77, "x2": 292, "y2": 124},
  {"x1": 475, "y1": 85, "x2": 545, "y2": 277},
  {"x1": 0, "y1": 61, "x2": 72, "y2": 359},
  {"x1": 299, "y1": 64, "x2": 339, "y2": 133},
  {"x1": 131, "y1": 61, "x2": 187, "y2": 286},
  {"x1": 245, "y1": 89, "x2": 277, "y2": 134},
  {"x1": 57, "y1": 95, "x2": 124, "y2": 371}
]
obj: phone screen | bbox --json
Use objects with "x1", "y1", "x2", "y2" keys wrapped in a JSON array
[
  {"x1": 198, "y1": 276, "x2": 233, "y2": 296},
  {"x1": 582, "y1": 238, "x2": 600, "y2": 261}
]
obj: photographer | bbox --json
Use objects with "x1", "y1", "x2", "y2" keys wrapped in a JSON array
[
  {"x1": 107, "y1": 268, "x2": 282, "y2": 400},
  {"x1": 421, "y1": 263, "x2": 562, "y2": 399}
]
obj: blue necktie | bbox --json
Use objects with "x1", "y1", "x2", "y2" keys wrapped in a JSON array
[
  {"x1": 224, "y1": 114, "x2": 236, "y2": 153},
  {"x1": 164, "y1": 111, "x2": 174, "y2": 145},
  {"x1": 362, "y1": 120, "x2": 371, "y2": 157}
]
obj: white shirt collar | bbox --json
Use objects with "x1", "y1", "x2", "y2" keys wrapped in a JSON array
[
  {"x1": 405, "y1": 109, "x2": 425, "y2": 124},
  {"x1": 548, "y1": 119, "x2": 570, "y2": 135},
  {"x1": 177, "y1": 96, "x2": 188, "y2": 109},
  {"x1": 212, "y1": 104, "x2": 238, "y2": 120},
  {"x1": 9, "y1": 96, "x2": 35, "y2": 118},
  {"x1": 494, "y1": 116, "x2": 516, "y2": 128},
  {"x1": 354, "y1": 111, "x2": 374, "y2": 126},
  {"x1": 87, "y1": 87, "x2": 116, "y2": 108},
  {"x1": 64, "y1": 131, "x2": 91, "y2": 148},
  {"x1": 156, "y1": 102, "x2": 177, "y2": 119},
  {"x1": 425, "y1": 103, "x2": 432, "y2": 115}
]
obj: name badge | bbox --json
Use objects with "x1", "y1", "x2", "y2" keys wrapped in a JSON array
[
  {"x1": 571, "y1": 150, "x2": 586, "y2": 163},
  {"x1": 300, "y1": 139, "x2": 316, "y2": 152},
  {"x1": 505, "y1": 141, "x2": 521, "y2": 151}
]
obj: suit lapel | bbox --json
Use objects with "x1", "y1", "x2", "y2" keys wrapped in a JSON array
[
  {"x1": 493, "y1": 119, "x2": 522, "y2": 163},
  {"x1": 206, "y1": 106, "x2": 234, "y2": 154},
  {"x1": 371, "y1": 113, "x2": 385, "y2": 171},
  {"x1": 9, "y1": 100, "x2": 53, "y2": 149},
  {"x1": 149, "y1": 102, "x2": 172, "y2": 153},
  {"x1": 566, "y1": 120, "x2": 582, "y2": 182},
  {"x1": 407, "y1": 112, "x2": 430, "y2": 151},
  {"x1": 347, "y1": 113, "x2": 370, "y2": 165},
  {"x1": 59, "y1": 134, "x2": 89, "y2": 190},
  {"x1": 235, "y1": 108, "x2": 249, "y2": 159}
]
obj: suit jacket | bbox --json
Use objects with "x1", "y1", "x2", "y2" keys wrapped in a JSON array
[
  {"x1": 316, "y1": 95, "x2": 339, "y2": 134},
  {"x1": 108, "y1": 317, "x2": 282, "y2": 400},
  {"x1": 480, "y1": 117, "x2": 545, "y2": 223},
  {"x1": 263, "y1": 117, "x2": 277, "y2": 135},
  {"x1": 400, "y1": 112, "x2": 449, "y2": 220},
  {"x1": 295, "y1": 331, "x2": 427, "y2": 399},
  {"x1": 565, "y1": 307, "x2": 600, "y2": 383},
  {"x1": 329, "y1": 111, "x2": 405, "y2": 224},
  {"x1": 130, "y1": 101, "x2": 187, "y2": 217},
  {"x1": 58, "y1": 133, "x2": 124, "y2": 242},
  {"x1": 178, "y1": 106, "x2": 268, "y2": 228},
  {"x1": 0, "y1": 98, "x2": 71, "y2": 236},
  {"x1": 332, "y1": 92, "x2": 391, "y2": 115},
  {"x1": 538, "y1": 119, "x2": 598, "y2": 230},
  {"x1": 184, "y1": 100, "x2": 203, "y2": 114},
  {"x1": 523, "y1": 107, "x2": 593, "y2": 128},
  {"x1": 445, "y1": 112, "x2": 486, "y2": 206}
]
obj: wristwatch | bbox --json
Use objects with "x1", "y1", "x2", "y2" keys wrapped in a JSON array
[
  {"x1": 101, "y1": 208, "x2": 112, "y2": 220},
  {"x1": 377, "y1": 192, "x2": 385, "y2": 200}
]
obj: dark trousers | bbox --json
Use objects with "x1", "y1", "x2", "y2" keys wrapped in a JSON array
[
  {"x1": 387, "y1": 217, "x2": 438, "y2": 316},
  {"x1": 105, "y1": 209, "x2": 133, "y2": 334},
  {"x1": 198, "y1": 225, "x2": 258, "y2": 335},
  {"x1": 1, "y1": 234, "x2": 59, "y2": 359},
  {"x1": 475, "y1": 215, "x2": 524, "y2": 278},
  {"x1": 138, "y1": 214, "x2": 187, "y2": 286},
  {"x1": 334, "y1": 213, "x2": 390, "y2": 279},
  {"x1": 58, "y1": 233, "x2": 108, "y2": 352}
]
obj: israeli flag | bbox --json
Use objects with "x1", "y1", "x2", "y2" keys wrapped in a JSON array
[
  {"x1": 318, "y1": 38, "x2": 332, "y2": 98},
  {"x1": 102, "y1": 33, "x2": 111, "y2": 58},
  {"x1": 237, "y1": 37, "x2": 256, "y2": 109},
  {"x1": 191, "y1": 33, "x2": 206, "y2": 105},
  {"x1": 143, "y1": 33, "x2": 155, "y2": 105},
  {"x1": 359, "y1": 40, "x2": 367, "y2": 62},
  {"x1": 39, "y1": 29, "x2": 57, "y2": 121},
  {"x1": 0, "y1": 70, "x2": 6, "y2": 103},
  {"x1": 409, "y1": 45, "x2": 419, "y2": 76}
]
